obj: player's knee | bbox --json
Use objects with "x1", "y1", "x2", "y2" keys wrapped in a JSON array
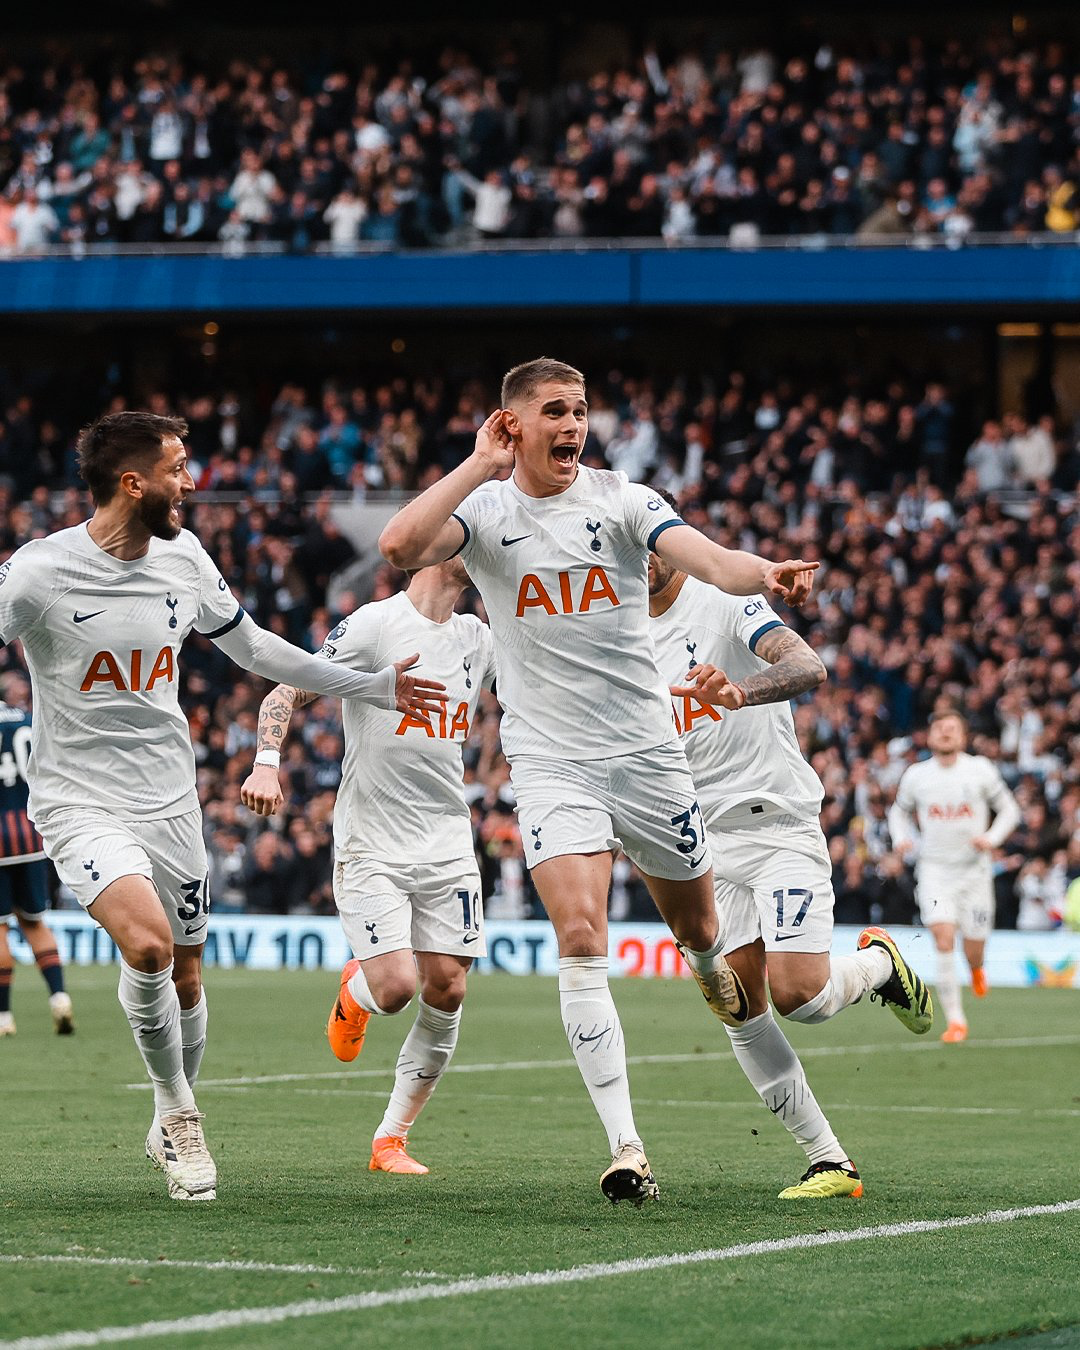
[
  {"x1": 558, "y1": 919, "x2": 606, "y2": 955},
  {"x1": 370, "y1": 973, "x2": 416, "y2": 1015},
  {"x1": 772, "y1": 977, "x2": 828, "y2": 1018},
  {"x1": 125, "y1": 931, "x2": 174, "y2": 972},
  {"x1": 421, "y1": 973, "x2": 466, "y2": 1012}
]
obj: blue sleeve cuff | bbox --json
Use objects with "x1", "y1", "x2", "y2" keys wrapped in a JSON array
[
  {"x1": 748, "y1": 619, "x2": 784, "y2": 653},
  {"x1": 448, "y1": 513, "x2": 471, "y2": 559},
  {"x1": 646, "y1": 517, "x2": 686, "y2": 552},
  {"x1": 202, "y1": 604, "x2": 246, "y2": 640}
]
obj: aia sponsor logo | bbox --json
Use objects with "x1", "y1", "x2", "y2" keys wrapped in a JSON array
[
  {"x1": 79, "y1": 648, "x2": 176, "y2": 693},
  {"x1": 927, "y1": 803, "x2": 975, "y2": 820},
  {"x1": 515, "y1": 566, "x2": 619, "y2": 617}
]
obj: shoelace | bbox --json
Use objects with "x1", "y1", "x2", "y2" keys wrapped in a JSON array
[
  {"x1": 164, "y1": 1110, "x2": 208, "y2": 1160},
  {"x1": 799, "y1": 1161, "x2": 854, "y2": 1182}
]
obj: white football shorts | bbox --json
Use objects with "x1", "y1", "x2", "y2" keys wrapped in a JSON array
[
  {"x1": 706, "y1": 803, "x2": 834, "y2": 955},
  {"x1": 334, "y1": 855, "x2": 485, "y2": 959},
  {"x1": 915, "y1": 861, "x2": 995, "y2": 940},
  {"x1": 41, "y1": 807, "x2": 210, "y2": 946},
  {"x1": 510, "y1": 739, "x2": 712, "y2": 881}
]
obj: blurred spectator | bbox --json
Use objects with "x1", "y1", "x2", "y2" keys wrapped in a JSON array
[{"x1": 4, "y1": 32, "x2": 1080, "y2": 252}]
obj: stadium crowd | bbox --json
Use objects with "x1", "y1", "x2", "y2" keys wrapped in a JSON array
[
  {"x1": 1, "y1": 31, "x2": 1080, "y2": 251},
  {"x1": 0, "y1": 361, "x2": 1077, "y2": 931}
]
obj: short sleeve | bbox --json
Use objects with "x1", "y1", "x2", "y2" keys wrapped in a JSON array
[
  {"x1": 0, "y1": 543, "x2": 49, "y2": 645},
  {"x1": 192, "y1": 542, "x2": 246, "y2": 637},
  {"x1": 621, "y1": 482, "x2": 686, "y2": 552},
  {"x1": 450, "y1": 486, "x2": 497, "y2": 566},
  {"x1": 318, "y1": 605, "x2": 381, "y2": 671},
  {"x1": 730, "y1": 595, "x2": 785, "y2": 655}
]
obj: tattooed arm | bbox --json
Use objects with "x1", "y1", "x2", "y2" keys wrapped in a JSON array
[
  {"x1": 240, "y1": 684, "x2": 319, "y2": 817},
  {"x1": 670, "y1": 627, "x2": 826, "y2": 710}
]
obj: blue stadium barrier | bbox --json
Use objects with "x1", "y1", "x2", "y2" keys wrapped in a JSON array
[{"x1": 3, "y1": 244, "x2": 1080, "y2": 314}]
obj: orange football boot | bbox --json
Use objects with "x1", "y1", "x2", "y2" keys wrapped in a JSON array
[
  {"x1": 941, "y1": 1021, "x2": 968, "y2": 1043},
  {"x1": 327, "y1": 959, "x2": 370, "y2": 1062},
  {"x1": 369, "y1": 1136, "x2": 430, "y2": 1175},
  {"x1": 971, "y1": 967, "x2": 989, "y2": 999}
]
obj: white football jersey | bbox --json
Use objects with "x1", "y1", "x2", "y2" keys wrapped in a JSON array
[
  {"x1": 891, "y1": 753, "x2": 1019, "y2": 867},
  {"x1": 453, "y1": 467, "x2": 682, "y2": 760},
  {"x1": 0, "y1": 524, "x2": 242, "y2": 825},
  {"x1": 650, "y1": 576, "x2": 824, "y2": 821},
  {"x1": 319, "y1": 590, "x2": 496, "y2": 863}
]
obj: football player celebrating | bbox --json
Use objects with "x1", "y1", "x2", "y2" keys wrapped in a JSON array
[
  {"x1": 241, "y1": 558, "x2": 495, "y2": 1177},
  {"x1": 649, "y1": 505, "x2": 933, "y2": 1200},
  {"x1": 378, "y1": 357, "x2": 817, "y2": 1205},
  {"x1": 0, "y1": 410, "x2": 445, "y2": 1201}
]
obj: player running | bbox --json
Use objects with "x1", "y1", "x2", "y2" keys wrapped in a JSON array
[
  {"x1": 378, "y1": 357, "x2": 819, "y2": 1205},
  {"x1": 648, "y1": 522, "x2": 933, "y2": 1199},
  {"x1": 0, "y1": 676, "x2": 74, "y2": 1038},
  {"x1": 888, "y1": 710, "x2": 1021, "y2": 1043},
  {"x1": 0, "y1": 410, "x2": 446, "y2": 1201},
  {"x1": 241, "y1": 558, "x2": 495, "y2": 1177}
]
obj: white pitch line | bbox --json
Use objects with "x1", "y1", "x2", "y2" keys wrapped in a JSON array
[
  {"x1": 0, "y1": 1255, "x2": 367, "y2": 1277},
  {"x1": 4, "y1": 1199, "x2": 1078, "y2": 1350},
  {"x1": 126, "y1": 1032, "x2": 1080, "y2": 1090}
]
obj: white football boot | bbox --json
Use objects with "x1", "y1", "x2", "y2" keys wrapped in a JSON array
[
  {"x1": 0, "y1": 1011, "x2": 15, "y2": 1037},
  {"x1": 148, "y1": 1109, "x2": 217, "y2": 1201},
  {"x1": 49, "y1": 991, "x2": 75, "y2": 1035}
]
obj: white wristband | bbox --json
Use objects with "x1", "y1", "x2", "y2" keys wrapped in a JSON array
[{"x1": 253, "y1": 750, "x2": 281, "y2": 768}]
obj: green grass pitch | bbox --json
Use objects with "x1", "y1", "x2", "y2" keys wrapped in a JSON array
[{"x1": 2, "y1": 966, "x2": 1079, "y2": 1349}]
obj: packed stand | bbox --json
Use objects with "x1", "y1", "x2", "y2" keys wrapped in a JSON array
[
  {"x1": 1, "y1": 31, "x2": 1080, "y2": 253},
  {"x1": 0, "y1": 364, "x2": 1077, "y2": 930}
]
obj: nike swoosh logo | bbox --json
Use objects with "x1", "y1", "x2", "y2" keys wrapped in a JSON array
[
  {"x1": 576, "y1": 1029, "x2": 610, "y2": 1046},
  {"x1": 501, "y1": 534, "x2": 532, "y2": 546},
  {"x1": 688, "y1": 852, "x2": 707, "y2": 868},
  {"x1": 184, "y1": 923, "x2": 204, "y2": 936},
  {"x1": 773, "y1": 932, "x2": 806, "y2": 942},
  {"x1": 73, "y1": 610, "x2": 105, "y2": 623},
  {"x1": 462, "y1": 932, "x2": 480, "y2": 944}
]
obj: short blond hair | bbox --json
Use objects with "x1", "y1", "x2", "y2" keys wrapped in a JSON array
[{"x1": 501, "y1": 358, "x2": 585, "y2": 408}]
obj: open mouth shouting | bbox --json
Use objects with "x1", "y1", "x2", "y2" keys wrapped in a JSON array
[{"x1": 550, "y1": 441, "x2": 579, "y2": 473}]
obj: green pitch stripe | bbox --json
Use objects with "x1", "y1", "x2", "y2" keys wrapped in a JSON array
[{"x1": 5, "y1": 1199, "x2": 1079, "y2": 1350}]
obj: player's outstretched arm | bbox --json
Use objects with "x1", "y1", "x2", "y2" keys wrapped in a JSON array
[
  {"x1": 671, "y1": 628, "x2": 826, "y2": 710},
  {"x1": 240, "y1": 683, "x2": 317, "y2": 817},
  {"x1": 212, "y1": 613, "x2": 446, "y2": 713},
  {"x1": 655, "y1": 526, "x2": 819, "y2": 606},
  {"x1": 379, "y1": 410, "x2": 515, "y2": 569}
]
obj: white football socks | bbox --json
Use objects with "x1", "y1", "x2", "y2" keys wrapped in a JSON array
[
  {"x1": 785, "y1": 949, "x2": 891, "y2": 1024},
  {"x1": 936, "y1": 949, "x2": 965, "y2": 1025},
  {"x1": 347, "y1": 962, "x2": 390, "y2": 1015},
  {"x1": 181, "y1": 989, "x2": 208, "y2": 1087},
  {"x1": 680, "y1": 931, "x2": 727, "y2": 978},
  {"x1": 376, "y1": 999, "x2": 461, "y2": 1142},
  {"x1": 726, "y1": 1009, "x2": 847, "y2": 1166},
  {"x1": 559, "y1": 956, "x2": 640, "y2": 1154},
  {"x1": 118, "y1": 960, "x2": 194, "y2": 1115}
]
